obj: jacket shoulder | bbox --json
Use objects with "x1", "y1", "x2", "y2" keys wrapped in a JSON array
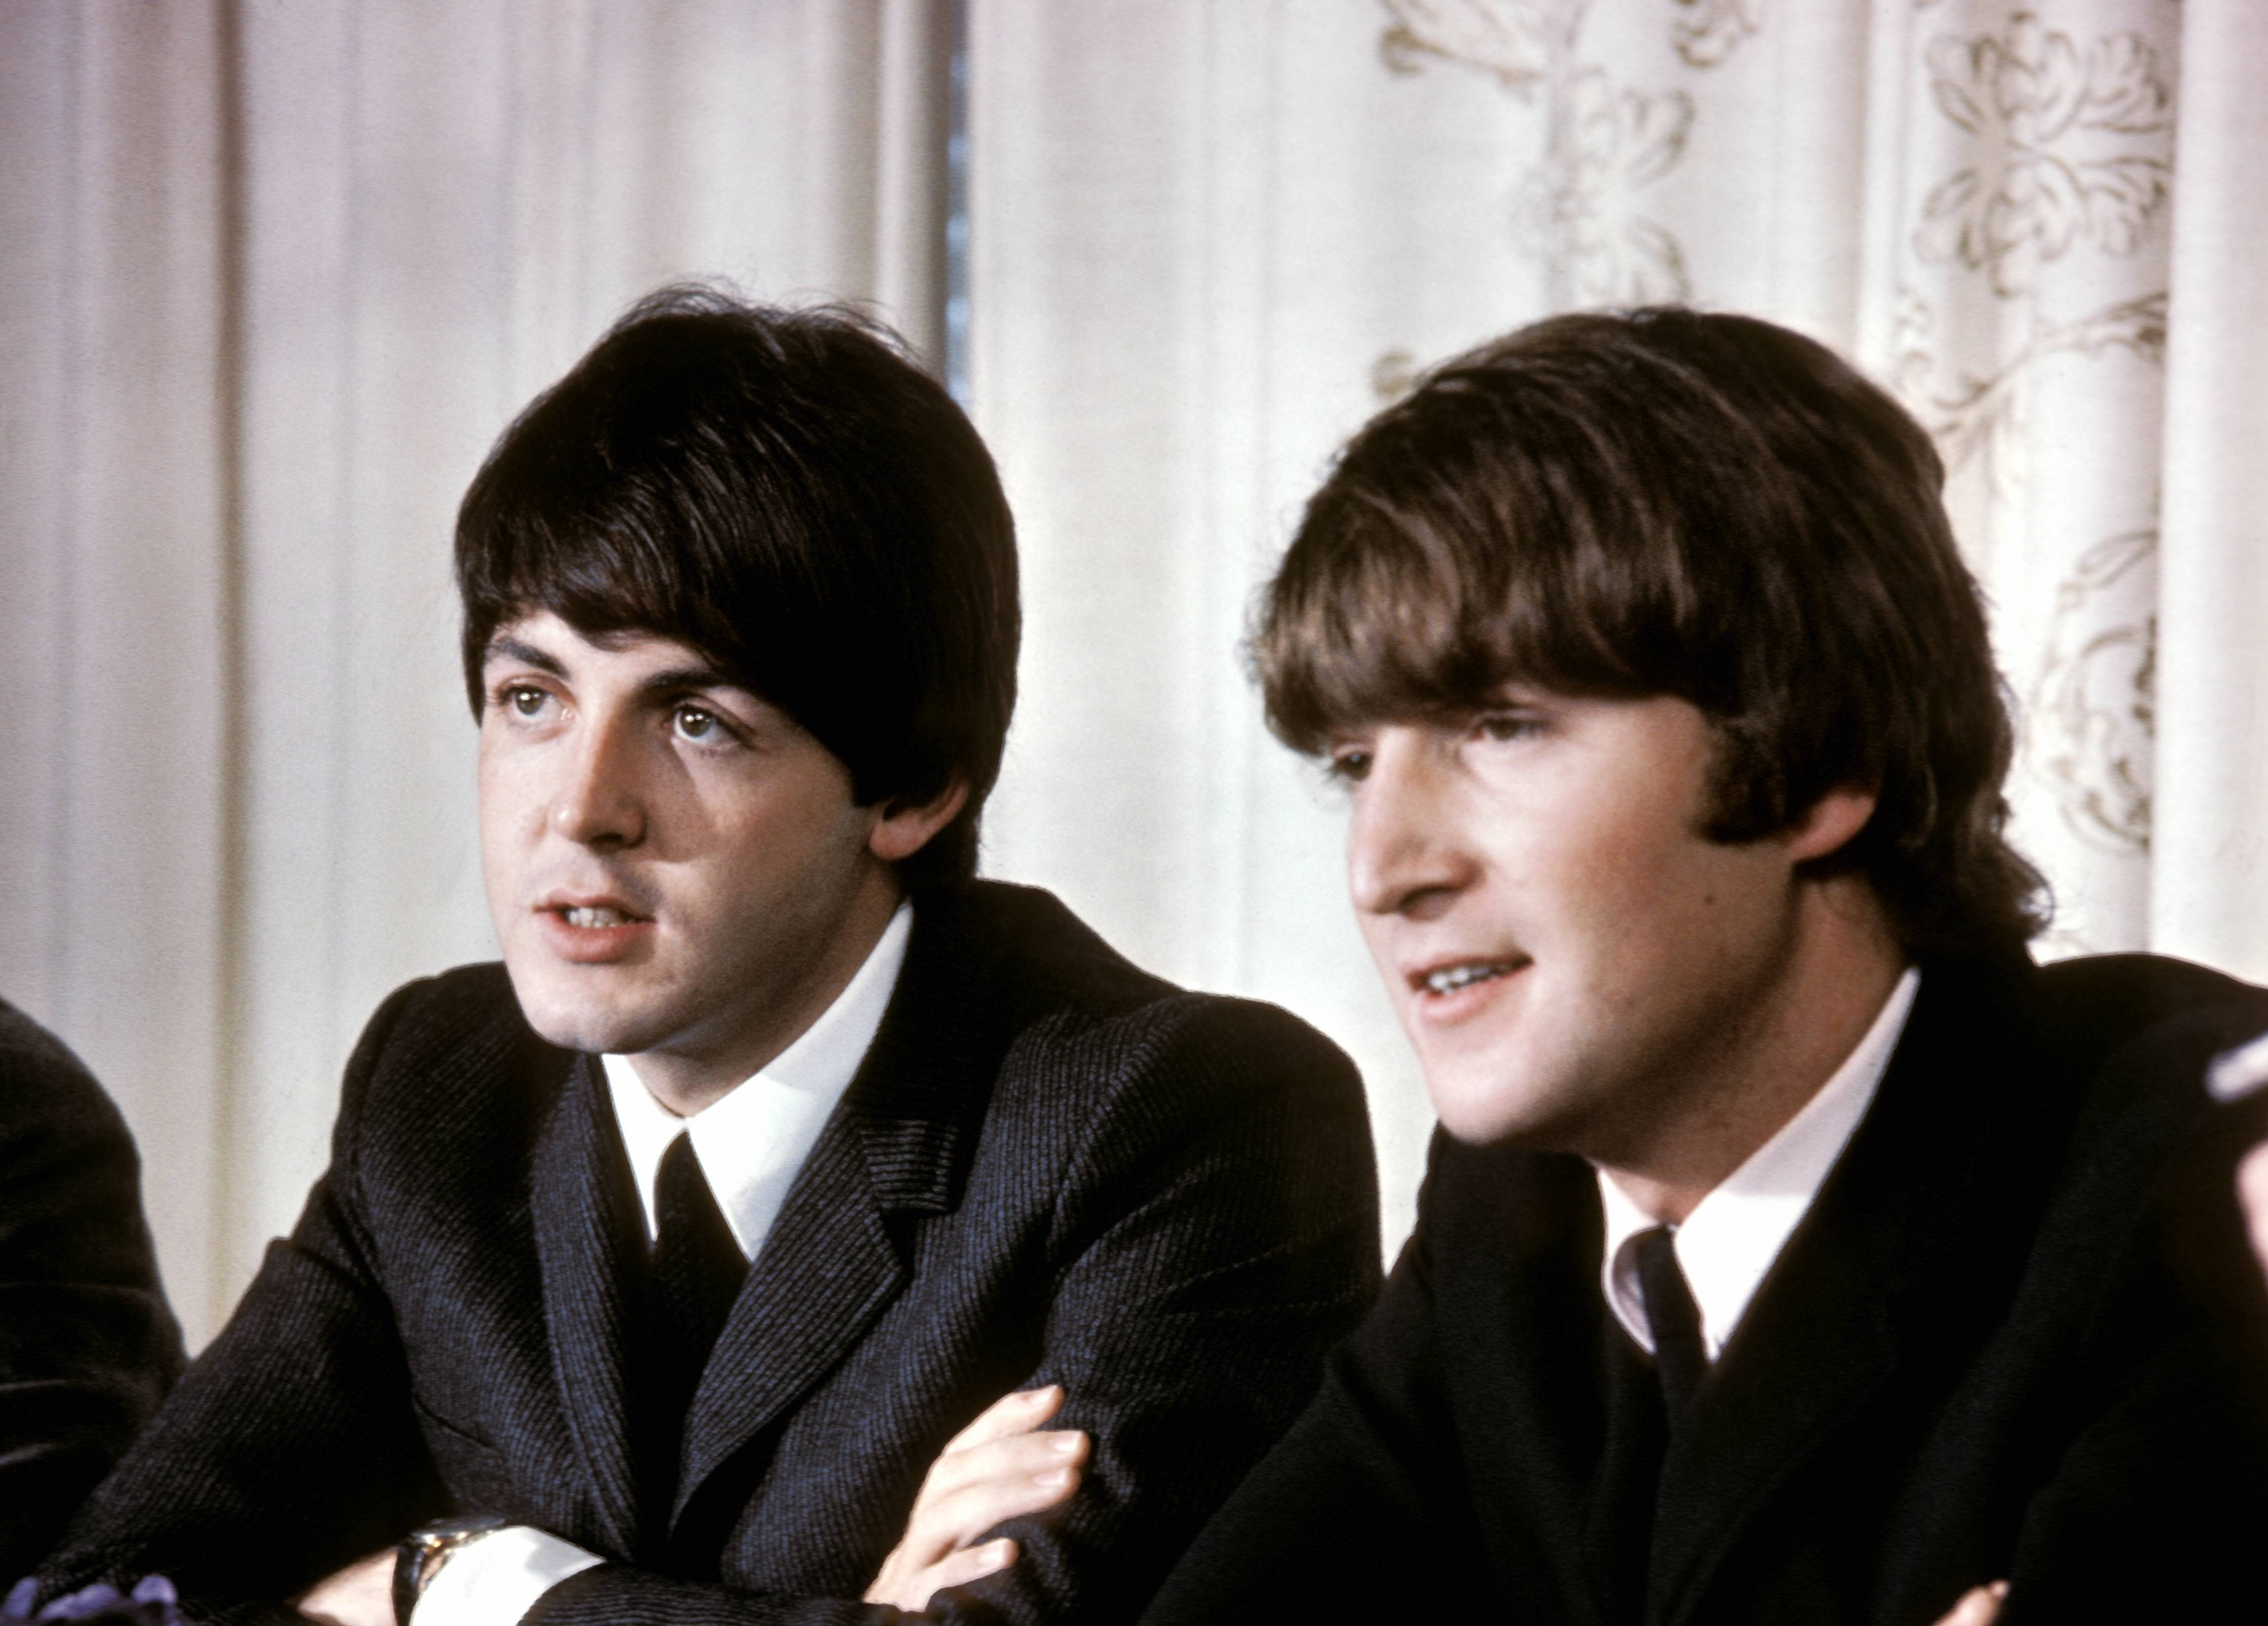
[
  {"x1": 2030, "y1": 952, "x2": 2268, "y2": 1089},
  {"x1": 332, "y1": 963, "x2": 560, "y2": 1146},
  {"x1": 947, "y1": 879, "x2": 1361, "y2": 1091},
  {"x1": 0, "y1": 996, "x2": 126, "y2": 1152}
]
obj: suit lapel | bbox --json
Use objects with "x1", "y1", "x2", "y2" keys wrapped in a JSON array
[
  {"x1": 530, "y1": 1052, "x2": 648, "y2": 1558},
  {"x1": 1435, "y1": 1142, "x2": 1611, "y2": 1619},
  {"x1": 1648, "y1": 955, "x2": 2039, "y2": 1623},
  {"x1": 672, "y1": 889, "x2": 1002, "y2": 1526}
]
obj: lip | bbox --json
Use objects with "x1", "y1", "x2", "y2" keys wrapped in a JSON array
[
  {"x1": 533, "y1": 890, "x2": 657, "y2": 965},
  {"x1": 1403, "y1": 952, "x2": 1532, "y2": 1025}
]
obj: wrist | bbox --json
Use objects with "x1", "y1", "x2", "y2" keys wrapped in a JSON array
[{"x1": 392, "y1": 1515, "x2": 508, "y2": 1626}]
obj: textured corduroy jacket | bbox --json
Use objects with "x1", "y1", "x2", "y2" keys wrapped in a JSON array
[{"x1": 39, "y1": 882, "x2": 1381, "y2": 1624}]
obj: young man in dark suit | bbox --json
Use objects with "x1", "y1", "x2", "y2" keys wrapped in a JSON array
[
  {"x1": 1119, "y1": 309, "x2": 2268, "y2": 1623},
  {"x1": 0, "y1": 998, "x2": 183, "y2": 1580},
  {"x1": 30, "y1": 290, "x2": 1379, "y2": 1625}
]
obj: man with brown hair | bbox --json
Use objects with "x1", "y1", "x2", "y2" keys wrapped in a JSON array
[{"x1": 1125, "y1": 309, "x2": 2268, "y2": 1623}]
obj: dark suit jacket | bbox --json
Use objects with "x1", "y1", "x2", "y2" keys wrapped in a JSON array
[
  {"x1": 39, "y1": 882, "x2": 1380, "y2": 1624},
  {"x1": 0, "y1": 997, "x2": 185, "y2": 1580},
  {"x1": 1143, "y1": 952, "x2": 2268, "y2": 1626}
]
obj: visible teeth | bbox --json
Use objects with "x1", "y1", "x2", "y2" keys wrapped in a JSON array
[
  {"x1": 1425, "y1": 963, "x2": 1510, "y2": 996},
  {"x1": 564, "y1": 906, "x2": 631, "y2": 928}
]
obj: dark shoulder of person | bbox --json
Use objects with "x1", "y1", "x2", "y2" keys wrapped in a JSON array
[{"x1": 0, "y1": 998, "x2": 186, "y2": 1578}]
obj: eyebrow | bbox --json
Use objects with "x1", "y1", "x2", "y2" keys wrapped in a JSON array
[
  {"x1": 482, "y1": 636, "x2": 749, "y2": 702},
  {"x1": 482, "y1": 635, "x2": 566, "y2": 677},
  {"x1": 635, "y1": 664, "x2": 747, "y2": 699}
]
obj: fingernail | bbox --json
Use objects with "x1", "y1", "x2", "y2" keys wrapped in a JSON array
[
  {"x1": 1049, "y1": 1432, "x2": 1083, "y2": 1454},
  {"x1": 1035, "y1": 1467, "x2": 1074, "y2": 1488}
]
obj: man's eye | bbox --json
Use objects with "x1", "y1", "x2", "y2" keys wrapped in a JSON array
[
  {"x1": 1474, "y1": 711, "x2": 1544, "y2": 743},
  {"x1": 502, "y1": 685, "x2": 548, "y2": 718},
  {"x1": 674, "y1": 705, "x2": 724, "y2": 742},
  {"x1": 1325, "y1": 747, "x2": 1373, "y2": 784}
]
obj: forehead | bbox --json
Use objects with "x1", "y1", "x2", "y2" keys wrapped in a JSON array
[{"x1": 484, "y1": 611, "x2": 725, "y2": 679}]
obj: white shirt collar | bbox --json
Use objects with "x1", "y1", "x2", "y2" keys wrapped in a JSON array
[
  {"x1": 602, "y1": 899, "x2": 913, "y2": 1261},
  {"x1": 1597, "y1": 966, "x2": 1920, "y2": 1361}
]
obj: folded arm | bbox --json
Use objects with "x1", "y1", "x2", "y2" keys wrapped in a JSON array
[{"x1": 535, "y1": 999, "x2": 1381, "y2": 1626}]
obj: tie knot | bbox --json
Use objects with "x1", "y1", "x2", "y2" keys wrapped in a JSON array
[{"x1": 1633, "y1": 1226, "x2": 1706, "y2": 1421}]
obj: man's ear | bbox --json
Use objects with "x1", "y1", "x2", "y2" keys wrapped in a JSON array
[
  {"x1": 868, "y1": 777, "x2": 971, "y2": 863},
  {"x1": 1785, "y1": 784, "x2": 1878, "y2": 865}
]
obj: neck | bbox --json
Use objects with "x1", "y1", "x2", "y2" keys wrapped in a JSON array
[
  {"x1": 628, "y1": 866, "x2": 904, "y2": 1117},
  {"x1": 1597, "y1": 874, "x2": 1905, "y2": 1226}
]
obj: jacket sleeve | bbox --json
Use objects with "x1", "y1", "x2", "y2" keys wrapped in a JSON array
[
  {"x1": 1994, "y1": 1085, "x2": 2268, "y2": 1624},
  {"x1": 31, "y1": 984, "x2": 447, "y2": 1623},
  {"x1": 529, "y1": 996, "x2": 1385, "y2": 1626},
  {"x1": 1134, "y1": 1190, "x2": 1498, "y2": 1625},
  {"x1": 0, "y1": 1007, "x2": 187, "y2": 1581}
]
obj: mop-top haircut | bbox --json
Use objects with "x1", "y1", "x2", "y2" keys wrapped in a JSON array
[
  {"x1": 455, "y1": 286, "x2": 1019, "y2": 887},
  {"x1": 1258, "y1": 306, "x2": 2045, "y2": 955}
]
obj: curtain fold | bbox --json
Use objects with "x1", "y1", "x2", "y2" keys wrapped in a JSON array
[
  {"x1": 2154, "y1": 0, "x2": 2268, "y2": 980},
  {"x1": 1, "y1": 1, "x2": 233, "y2": 1337}
]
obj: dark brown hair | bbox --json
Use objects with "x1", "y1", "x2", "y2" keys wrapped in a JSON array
[
  {"x1": 456, "y1": 286, "x2": 1018, "y2": 887},
  {"x1": 1258, "y1": 307, "x2": 2046, "y2": 955}
]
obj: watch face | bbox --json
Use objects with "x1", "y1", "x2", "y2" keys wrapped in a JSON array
[{"x1": 410, "y1": 1512, "x2": 511, "y2": 1544}]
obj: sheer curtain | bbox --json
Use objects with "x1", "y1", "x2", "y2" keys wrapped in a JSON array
[
  {"x1": 4, "y1": 0, "x2": 2263, "y2": 1337},
  {"x1": 969, "y1": 0, "x2": 2268, "y2": 1253}
]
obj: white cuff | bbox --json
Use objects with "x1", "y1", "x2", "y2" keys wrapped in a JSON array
[{"x1": 411, "y1": 1525, "x2": 605, "y2": 1626}]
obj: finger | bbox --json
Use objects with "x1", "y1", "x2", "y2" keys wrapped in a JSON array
[
  {"x1": 912, "y1": 1537, "x2": 1019, "y2": 1610},
  {"x1": 2238, "y1": 1143, "x2": 2268, "y2": 1276},
  {"x1": 1931, "y1": 1581, "x2": 2008, "y2": 1626},
  {"x1": 939, "y1": 1385, "x2": 1063, "y2": 1457},
  {"x1": 864, "y1": 1537, "x2": 1020, "y2": 1614},
  {"x1": 918, "y1": 1459, "x2": 1082, "y2": 1553},
  {"x1": 918, "y1": 1428, "x2": 1090, "y2": 1505}
]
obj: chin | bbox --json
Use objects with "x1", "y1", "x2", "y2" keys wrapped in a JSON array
[
  {"x1": 506, "y1": 964, "x2": 651, "y2": 1057},
  {"x1": 1424, "y1": 1069, "x2": 1541, "y2": 1147},
  {"x1": 1419, "y1": 1046, "x2": 1590, "y2": 1151}
]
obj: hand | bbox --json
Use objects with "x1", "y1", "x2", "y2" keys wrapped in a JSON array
[
  {"x1": 2237, "y1": 1140, "x2": 2268, "y2": 1286},
  {"x1": 1932, "y1": 1580, "x2": 2008, "y2": 1626},
  {"x1": 294, "y1": 1548, "x2": 395, "y2": 1626},
  {"x1": 864, "y1": 1385, "x2": 1090, "y2": 1614}
]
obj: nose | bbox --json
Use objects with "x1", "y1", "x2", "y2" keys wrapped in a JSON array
[
  {"x1": 1347, "y1": 729, "x2": 1475, "y2": 921},
  {"x1": 549, "y1": 712, "x2": 648, "y2": 848}
]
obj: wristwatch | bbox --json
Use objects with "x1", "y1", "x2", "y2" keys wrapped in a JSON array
[{"x1": 392, "y1": 1514, "x2": 508, "y2": 1625}]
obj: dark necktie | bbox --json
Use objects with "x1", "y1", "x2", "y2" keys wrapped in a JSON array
[
  {"x1": 654, "y1": 1132, "x2": 748, "y2": 1361},
  {"x1": 638, "y1": 1132, "x2": 748, "y2": 1527},
  {"x1": 1586, "y1": 1225, "x2": 1709, "y2": 1623},
  {"x1": 1634, "y1": 1226, "x2": 1707, "y2": 1424}
]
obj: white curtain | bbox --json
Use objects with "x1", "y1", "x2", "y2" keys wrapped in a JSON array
[
  {"x1": 970, "y1": 0, "x2": 2268, "y2": 1255},
  {"x1": 1, "y1": 0, "x2": 952, "y2": 1344},
  {"x1": 5, "y1": 0, "x2": 2264, "y2": 1337}
]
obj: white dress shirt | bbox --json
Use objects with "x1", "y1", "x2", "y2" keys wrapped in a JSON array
[
  {"x1": 1597, "y1": 967, "x2": 1920, "y2": 1363},
  {"x1": 416, "y1": 901, "x2": 913, "y2": 1626}
]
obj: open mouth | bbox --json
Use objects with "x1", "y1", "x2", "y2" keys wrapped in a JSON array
[
  {"x1": 1416, "y1": 958, "x2": 1528, "y2": 997},
  {"x1": 536, "y1": 894, "x2": 658, "y2": 961},
  {"x1": 557, "y1": 905, "x2": 647, "y2": 929}
]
